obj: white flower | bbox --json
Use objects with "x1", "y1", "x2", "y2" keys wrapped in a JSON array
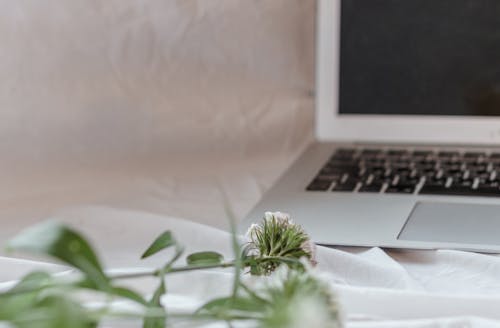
[
  {"x1": 300, "y1": 239, "x2": 317, "y2": 265},
  {"x1": 264, "y1": 211, "x2": 292, "y2": 224},
  {"x1": 244, "y1": 211, "x2": 317, "y2": 275},
  {"x1": 245, "y1": 223, "x2": 261, "y2": 240}
]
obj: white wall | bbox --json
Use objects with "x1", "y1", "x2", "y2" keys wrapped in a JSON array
[{"x1": 0, "y1": 0, "x2": 315, "y2": 170}]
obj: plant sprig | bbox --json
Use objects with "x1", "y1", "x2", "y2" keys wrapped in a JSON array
[{"x1": 0, "y1": 212, "x2": 341, "y2": 328}]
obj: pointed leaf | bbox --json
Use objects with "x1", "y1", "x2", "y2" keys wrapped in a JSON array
[
  {"x1": 111, "y1": 286, "x2": 148, "y2": 306},
  {"x1": 7, "y1": 221, "x2": 109, "y2": 290},
  {"x1": 196, "y1": 296, "x2": 265, "y2": 315},
  {"x1": 141, "y1": 231, "x2": 176, "y2": 259},
  {"x1": 5, "y1": 271, "x2": 53, "y2": 295},
  {"x1": 186, "y1": 251, "x2": 223, "y2": 266}
]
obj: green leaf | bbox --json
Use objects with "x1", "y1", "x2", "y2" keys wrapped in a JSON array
[
  {"x1": 73, "y1": 279, "x2": 148, "y2": 306},
  {"x1": 141, "y1": 231, "x2": 176, "y2": 259},
  {"x1": 196, "y1": 296, "x2": 265, "y2": 316},
  {"x1": 186, "y1": 251, "x2": 224, "y2": 266},
  {"x1": 0, "y1": 291, "x2": 37, "y2": 322},
  {"x1": 0, "y1": 272, "x2": 54, "y2": 321},
  {"x1": 0, "y1": 272, "x2": 97, "y2": 328},
  {"x1": 143, "y1": 280, "x2": 166, "y2": 328},
  {"x1": 7, "y1": 221, "x2": 109, "y2": 291},
  {"x1": 13, "y1": 294, "x2": 97, "y2": 328},
  {"x1": 3, "y1": 271, "x2": 52, "y2": 296},
  {"x1": 111, "y1": 286, "x2": 148, "y2": 306}
]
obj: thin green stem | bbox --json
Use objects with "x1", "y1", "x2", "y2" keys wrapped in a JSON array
[
  {"x1": 169, "y1": 261, "x2": 236, "y2": 273},
  {"x1": 110, "y1": 256, "x2": 299, "y2": 281},
  {"x1": 109, "y1": 261, "x2": 236, "y2": 280},
  {"x1": 107, "y1": 269, "x2": 157, "y2": 280}
]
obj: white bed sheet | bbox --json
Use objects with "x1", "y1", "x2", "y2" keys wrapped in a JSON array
[{"x1": 2, "y1": 167, "x2": 500, "y2": 328}]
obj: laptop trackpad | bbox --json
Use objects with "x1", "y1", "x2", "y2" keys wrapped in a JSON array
[{"x1": 398, "y1": 202, "x2": 500, "y2": 245}]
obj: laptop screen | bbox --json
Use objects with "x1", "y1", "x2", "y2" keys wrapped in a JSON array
[{"x1": 339, "y1": 0, "x2": 500, "y2": 116}]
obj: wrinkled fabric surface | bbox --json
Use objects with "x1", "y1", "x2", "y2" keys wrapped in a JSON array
[
  {"x1": 2, "y1": 207, "x2": 500, "y2": 327},
  {"x1": 1, "y1": 1, "x2": 499, "y2": 327}
]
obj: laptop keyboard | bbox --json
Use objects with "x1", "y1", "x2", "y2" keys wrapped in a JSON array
[{"x1": 306, "y1": 147, "x2": 500, "y2": 197}]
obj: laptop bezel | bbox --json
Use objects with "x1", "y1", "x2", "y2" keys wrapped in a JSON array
[{"x1": 316, "y1": 0, "x2": 500, "y2": 145}]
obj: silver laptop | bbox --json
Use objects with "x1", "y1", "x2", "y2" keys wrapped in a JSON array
[{"x1": 241, "y1": 0, "x2": 500, "y2": 252}]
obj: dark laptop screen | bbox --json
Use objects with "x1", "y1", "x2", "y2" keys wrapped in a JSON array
[{"x1": 339, "y1": 0, "x2": 500, "y2": 116}]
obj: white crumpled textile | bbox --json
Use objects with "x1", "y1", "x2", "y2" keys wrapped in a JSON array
[
  {"x1": 1, "y1": 1, "x2": 499, "y2": 327},
  {"x1": 3, "y1": 207, "x2": 500, "y2": 327}
]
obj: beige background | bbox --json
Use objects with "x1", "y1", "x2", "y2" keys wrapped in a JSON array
[
  {"x1": 0, "y1": 0, "x2": 316, "y2": 230},
  {"x1": 0, "y1": 0, "x2": 315, "y2": 167}
]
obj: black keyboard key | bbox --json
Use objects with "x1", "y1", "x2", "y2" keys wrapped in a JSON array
[
  {"x1": 325, "y1": 165, "x2": 359, "y2": 176},
  {"x1": 363, "y1": 164, "x2": 386, "y2": 172},
  {"x1": 336, "y1": 148, "x2": 356, "y2": 154},
  {"x1": 398, "y1": 178, "x2": 420, "y2": 186},
  {"x1": 316, "y1": 174, "x2": 341, "y2": 182},
  {"x1": 329, "y1": 155, "x2": 354, "y2": 162},
  {"x1": 419, "y1": 185, "x2": 448, "y2": 195},
  {"x1": 463, "y1": 157, "x2": 480, "y2": 164},
  {"x1": 318, "y1": 167, "x2": 342, "y2": 175},
  {"x1": 455, "y1": 179, "x2": 473, "y2": 188},
  {"x1": 332, "y1": 181, "x2": 358, "y2": 192},
  {"x1": 419, "y1": 178, "x2": 446, "y2": 193},
  {"x1": 359, "y1": 183, "x2": 383, "y2": 193},
  {"x1": 440, "y1": 161, "x2": 461, "y2": 169},
  {"x1": 464, "y1": 152, "x2": 485, "y2": 158},
  {"x1": 364, "y1": 165, "x2": 386, "y2": 172},
  {"x1": 481, "y1": 180, "x2": 500, "y2": 187},
  {"x1": 387, "y1": 149, "x2": 408, "y2": 156},
  {"x1": 306, "y1": 179, "x2": 333, "y2": 191},
  {"x1": 385, "y1": 184, "x2": 416, "y2": 194},
  {"x1": 468, "y1": 163, "x2": 487, "y2": 170},
  {"x1": 442, "y1": 185, "x2": 476, "y2": 195},
  {"x1": 395, "y1": 168, "x2": 411, "y2": 175},
  {"x1": 415, "y1": 164, "x2": 436, "y2": 172},
  {"x1": 475, "y1": 186, "x2": 500, "y2": 196},
  {"x1": 361, "y1": 149, "x2": 381, "y2": 156},
  {"x1": 412, "y1": 150, "x2": 434, "y2": 156},
  {"x1": 330, "y1": 150, "x2": 356, "y2": 161},
  {"x1": 419, "y1": 181, "x2": 500, "y2": 197},
  {"x1": 437, "y1": 151, "x2": 460, "y2": 158}
]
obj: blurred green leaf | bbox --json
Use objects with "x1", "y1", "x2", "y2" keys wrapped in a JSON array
[
  {"x1": 143, "y1": 280, "x2": 166, "y2": 328},
  {"x1": 13, "y1": 294, "x2": 97, "y2": 328},
  {"x1": 186, "y1": 251, "x2": 223, "y2": 266},
  {"x1": 0, "y1": 291, "x2": 37, "y2": 322},
  {"x1": 197, "y1": 296, "x2": 265, "y2": 316},
  {"x1": 141, "y1": 231, "x2": 176, "y2": 259},
  {"x1": 74, "y1": 279, "x2": 148, "y2": 306},
  {"x1": 7, "y1": 221, "x2": 109, "y2": 291},
  {"x1": 3, "y1": 271, "x2": 52, "y2": 296},
  {"x1": 111, "y1": 286, "x2": 148, "y2": 306},
  {"x1": 0, "y1": 272, "x2": 97, "y2": 328},
  {"x1": 0, "y1": 274, "x2": 39, "y2": 321}
]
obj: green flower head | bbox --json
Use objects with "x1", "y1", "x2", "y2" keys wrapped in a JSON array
[{"x1": 244, "y1": 211, "x2": 316, "y2": 275}]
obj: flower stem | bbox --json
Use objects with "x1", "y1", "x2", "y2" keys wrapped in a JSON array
[
  {"x1": 110, "y1": 261, "x2": 236, "y2": 280},
  {"x1": 110, "y1": 255, "x2": 298, "y2": 281}
]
